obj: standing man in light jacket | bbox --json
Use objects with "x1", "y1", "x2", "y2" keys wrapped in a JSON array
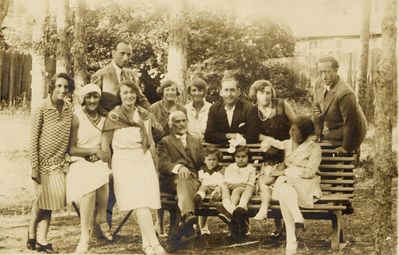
[{"x1": 91, "y1": 39, "x2": 151, "y2": 112}]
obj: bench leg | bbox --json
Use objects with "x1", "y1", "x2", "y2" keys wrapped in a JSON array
[
  {"x1": 72, "y1": 201, "x2": 81, "y2": 218},
  {"x1": 113, "y1": 210, "x2": 134, "y2": 236},
  {"x1": 331, "y1": 210, "x2": 344, "y2": 250}
]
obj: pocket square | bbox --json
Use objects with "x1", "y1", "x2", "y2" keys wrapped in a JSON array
[{"x1": 238, "y1": 122, "x2": 246, "y2": 128}]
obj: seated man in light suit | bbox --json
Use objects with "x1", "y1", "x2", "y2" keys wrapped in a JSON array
[
  {"x1": 157, "y1": 111, "x2": 203, "y2": 252},
  {"x1": 91, "y1": 39, "x2": 151, "y2": 112},
  {"x1": 312, "y1": 56, "x2": 367, "y2": 155}
]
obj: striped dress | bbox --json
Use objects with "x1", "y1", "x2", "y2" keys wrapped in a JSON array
[{"x1": 30, "y1": 96, "x2": 73, "y2": 210}]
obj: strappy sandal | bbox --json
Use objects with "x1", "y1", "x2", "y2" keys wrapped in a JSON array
[
  {"x1": 98, "y1": 222, "x2": 113, "y2": 241},
  {"x1": 36, "y1": 242, "x2": 56, "y2": 254},
  {"x1": 26, "y1": 231, "x2": 36, "y2": 250}
]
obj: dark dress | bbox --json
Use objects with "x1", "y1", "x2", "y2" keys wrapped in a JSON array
[{"x1": 248, "y1": 99, "x2": 291, "y2": 163}]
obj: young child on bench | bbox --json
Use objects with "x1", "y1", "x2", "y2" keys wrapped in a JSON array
[
  {"x1": 193, "y1": 144, "x2": 224, "y2": 204},
  {"x1": 218, "y1": 145, "x2": 256, "y2": 238}
]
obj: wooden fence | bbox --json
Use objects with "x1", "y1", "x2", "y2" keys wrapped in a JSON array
[
  {"x1": 0, "y1": 50, "x2": 32, "y2": 104},
  {"x1": 0, "y1": 50, "x2": 57, "y2": 105}
]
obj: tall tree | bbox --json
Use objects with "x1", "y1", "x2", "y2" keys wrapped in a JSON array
[
  {"x1": 73, "y1": 0, "x2": 88, "y2": 89},
  {"x1": 30, "y1": 0, "x2": 49, "y2": 109},
  {"x1": 167, "y1": 0, "x2": 188, "y2": 104},
  {"x1": 373, "y1": 0, "x2": 397, "y2": 254},
  {"x1": 357, "y1": 0, "x2": 372, "y2": 122},
  {"x1": 56, "y1": 0, "x2": 71, "y2": 73},
  {"x1": 0, "y1": 0, "x2": 9, "y2": 49}
]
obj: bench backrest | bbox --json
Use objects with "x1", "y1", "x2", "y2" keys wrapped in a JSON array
[{"x1": 202, "y1": 142, "x2": 356, "y2": 197}]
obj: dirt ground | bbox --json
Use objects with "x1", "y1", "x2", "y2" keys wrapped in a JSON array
[{"x1": 0, "y1": 115, "x2": 397, "y2": 254}]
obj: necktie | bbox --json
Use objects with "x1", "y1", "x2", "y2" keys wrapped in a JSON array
[{"x1": 179, "y1": 135, "x2": 187, "y2": 148}]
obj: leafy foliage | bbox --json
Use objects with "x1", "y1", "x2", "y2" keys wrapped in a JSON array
[{"x1": 4, "y1": 2, "x2": 306, "y2": 103}]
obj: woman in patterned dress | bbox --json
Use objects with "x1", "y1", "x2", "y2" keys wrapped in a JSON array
[
  {"x1": 27, "y1": 73, "x2": 75, "y2": 253},
  {"x1": 102, "y1": 80, "x2": 166, "y2": 255},
  {"x1": 66, "y1": 84, "x2": 112, "y2": 253}
]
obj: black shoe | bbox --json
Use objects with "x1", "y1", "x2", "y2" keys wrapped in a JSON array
[
  {"x1": 182, "y1": 213, "x2": 197, "y2": 237},
  {"x1": 233, "y1": 208, "x2": 249, "y2": 238},
  {"x1": 26, "y1": 231, "x2": 36, "y2": 250},
  {"x1": 193, "y1": 194, "x2": 203, "y2": 206},
  {"x1": 216, "y1": 204, "x2": 232, "y2": 224},
  {"x1": 36, "y1": 242, "x2": 56, "y2": 254},
  {"x1": 166, "y1": 221, "x2": 184, "y2": 252}
]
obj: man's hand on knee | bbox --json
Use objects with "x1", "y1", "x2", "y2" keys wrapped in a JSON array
[{"x1": 178, "y1": 166, "x2": 191, "y2": 179}]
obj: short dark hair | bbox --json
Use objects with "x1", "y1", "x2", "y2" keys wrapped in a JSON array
[
  {"x1": 188, "y1": 78, "x2": 207, "y2": 94},
  {"x1": 248, "y1": 79, "x2": 277, "y2": 103},
  {"x1": 233, "y1": 145, "x2": 252, "y2": 162},
  {"x1": 113, "y1": 39, "x2": 131, "y2": 51},
  {"x1": 157, "y1": 79, "x2": 180, "y2": 97},
  {"x1": 116, "y1": 80, "x2": 140, "y2": 105},
  {"x1": 48, "y1": 73, "x2": 75, "y2": 95},
  {"x1": 202, "y1": 144, "x2": 223, "y2": 161},
  {"x1": 318, "y1": 56, "x2": 339, "y2": 69},
  {"x1": 293, "y1": 116, "x2": 315, "y2": 141}
]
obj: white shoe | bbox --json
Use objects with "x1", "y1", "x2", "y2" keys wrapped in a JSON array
[{"x1": 200, "y1": 228, "x2": 211, "y2": 235}]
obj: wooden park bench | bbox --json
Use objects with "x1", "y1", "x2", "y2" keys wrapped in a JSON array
[{"x1": 160, "y1": 141, "x2": 356, "y2": 250}]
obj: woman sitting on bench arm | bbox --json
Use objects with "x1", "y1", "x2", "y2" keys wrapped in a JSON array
[{"x1": 268, "y1": 116, "x2": 322, "y2": 255}]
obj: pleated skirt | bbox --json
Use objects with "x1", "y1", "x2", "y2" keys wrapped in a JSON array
[{"x1": 35, "y1": 170, "x2": 66, "y2": 210}]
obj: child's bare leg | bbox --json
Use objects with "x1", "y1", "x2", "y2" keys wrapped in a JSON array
[
  {"x1": 231, "y1": 187, "x2": 245, "y2": 206},
  {"x1": 195, "y1": 185, "x2": 208, "y2": 199},
  {"x1": 254, "y1": 185, "x2": 272, "y2": 220},
  {"x1": 221, "y1": 186, "x2": 235, "y2": 214},
  {"x1": 155, "y1": 209, "x2": 165, "y2": 236},
  {"x1": 210, "y1": 186, "x2": 222, "y2": 202},
  {"x1": 237, "y1": 185, "x2": 254, "y2": 209}
]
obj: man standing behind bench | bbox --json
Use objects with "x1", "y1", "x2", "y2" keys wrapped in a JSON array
[
  {"x1": 312, "y1": 56, "x2": 367, "y2": 155},
  {"x1": 158, "y1": 111, "x2": 203, "y2": 252},
  {"x1": 91, "y1": 39, "x2": 151, "y2": 112},
  {"x1": 91, "y1": 39, "x2": 151, "y2": 228}
]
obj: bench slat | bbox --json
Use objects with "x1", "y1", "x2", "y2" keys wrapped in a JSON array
[
  {"x1": 321, "y1": 179, "x2": 354, "y2": 184},
  {"x1": 318, "y1": 172, "x2": 355, "y2": 177},
  {"x1": 320, "y1": 164, "x2": 355, "y2": 169}
]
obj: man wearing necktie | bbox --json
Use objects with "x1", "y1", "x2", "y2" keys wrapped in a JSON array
[
  {"x1": 312, "y1": 56, "x2": 367, "y2": 155},
  {"x1": 91, "y1": 40, "x2": 151, "y2": 113},
  {"x1": 157, "y1": 111, "x2": 203, "y2": 252}
]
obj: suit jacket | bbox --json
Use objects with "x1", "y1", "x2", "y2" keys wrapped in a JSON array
[
  {"x1": 204, "y1": 99, "x2": 254, "y2": 144},
  {"x1": 312, "y1": 76, "x2": 367, "y2": 151},
  {"x1": 158, "y1": 133, "x2": 203, "y2": 178},
  {"x1": 91, "y1": 63, "x2": 151, "y2": 111}
]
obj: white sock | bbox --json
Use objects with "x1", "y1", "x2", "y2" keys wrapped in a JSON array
[{"x1": 222, "y1": 199, "x2": 236, "y2": 214}]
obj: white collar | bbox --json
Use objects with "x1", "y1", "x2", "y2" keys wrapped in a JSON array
[
  {"x1": 175, "y1": 133, "x2": 187, "y2": 139},
  {"x1": 224, "y1": 104, "x2": 236, "y2": 112},
  {"x1": 112, "y1": 61, "x2": 122, "y2": 74}
]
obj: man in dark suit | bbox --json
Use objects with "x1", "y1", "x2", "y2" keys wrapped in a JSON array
[
  {"x1": 313, "y1": 56, "x2": 367, "y2": 154},
  {"x1": 204, "y1": 77, "x2": 254, "y2": 239},
  {"x1": 91, "y1": 40, "x2": 150, "y2": 112},
  {"x1": 204, "y1": 78, "x2": 255, "y2": 144},
  {"x1": 158, "y1": 110, "x2": 203, "y2": 251}
]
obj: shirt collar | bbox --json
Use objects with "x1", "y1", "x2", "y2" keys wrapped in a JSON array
[
  {"x1": 45, "y1": 96, "x2": 71, "y2": 111},
  {"x1": 112, "y1": 61, "x2": 122, "y2": 74},
  {"x1": 224, "y1": 104, "x2": 236, "y2": 112},
  {"x1": 187, "y1": 100, "x2": 210, "y2": 112},
  {"x1": 175, "y1": 133, "x2": 187, "y2": 139}
]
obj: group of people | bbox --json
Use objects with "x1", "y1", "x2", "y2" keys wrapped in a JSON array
[{"x1": 27, "y1": 39, "x2": 367, "y2": 255}]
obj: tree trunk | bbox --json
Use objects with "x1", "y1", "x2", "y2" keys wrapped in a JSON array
[
  {"x1": 0, "y1": 0, "x2": 9, "y2": 49},
  {"x1": 357, "y1": 0, "x2": 371, "y2": 122},
  {"x1": 73, "y1": 0, "x2": 88, "y2": 91},
  {"x1": 56, "y1": 0, "x2": 71, "y2": 73},
  {"x1": 373, "y1": 0, "x2": 397, "y2": 254},
  {"x1": 167, "y1": 0, "x2": 187, "y2": 104},
  {"x1": 30, "y1": 0, "x2": 48, "y2": 110}
]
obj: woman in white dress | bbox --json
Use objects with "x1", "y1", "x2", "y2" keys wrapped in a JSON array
[
  {"x1": 101, "y1": 80, "x2": 166, "y2": 255},
  {"x1": 67, "y1": 84, "x2": 112, "y2": 253}
]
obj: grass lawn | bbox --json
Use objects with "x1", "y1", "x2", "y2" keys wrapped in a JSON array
[{"x1": 0, "y1": 112, "x2": 396, "y2": 254}]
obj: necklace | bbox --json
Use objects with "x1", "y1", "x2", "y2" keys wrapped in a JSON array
[
  {"x1": 258, "y1": 107, "x2": 272, "y2": 121},
  {"x1": 83, "y1": 109, "x2": 100, "y2": 125}
]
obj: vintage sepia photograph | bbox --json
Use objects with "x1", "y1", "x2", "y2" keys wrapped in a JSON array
[{"x1": 0, "y1": 0, "x2": 397, "y2": 254}]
